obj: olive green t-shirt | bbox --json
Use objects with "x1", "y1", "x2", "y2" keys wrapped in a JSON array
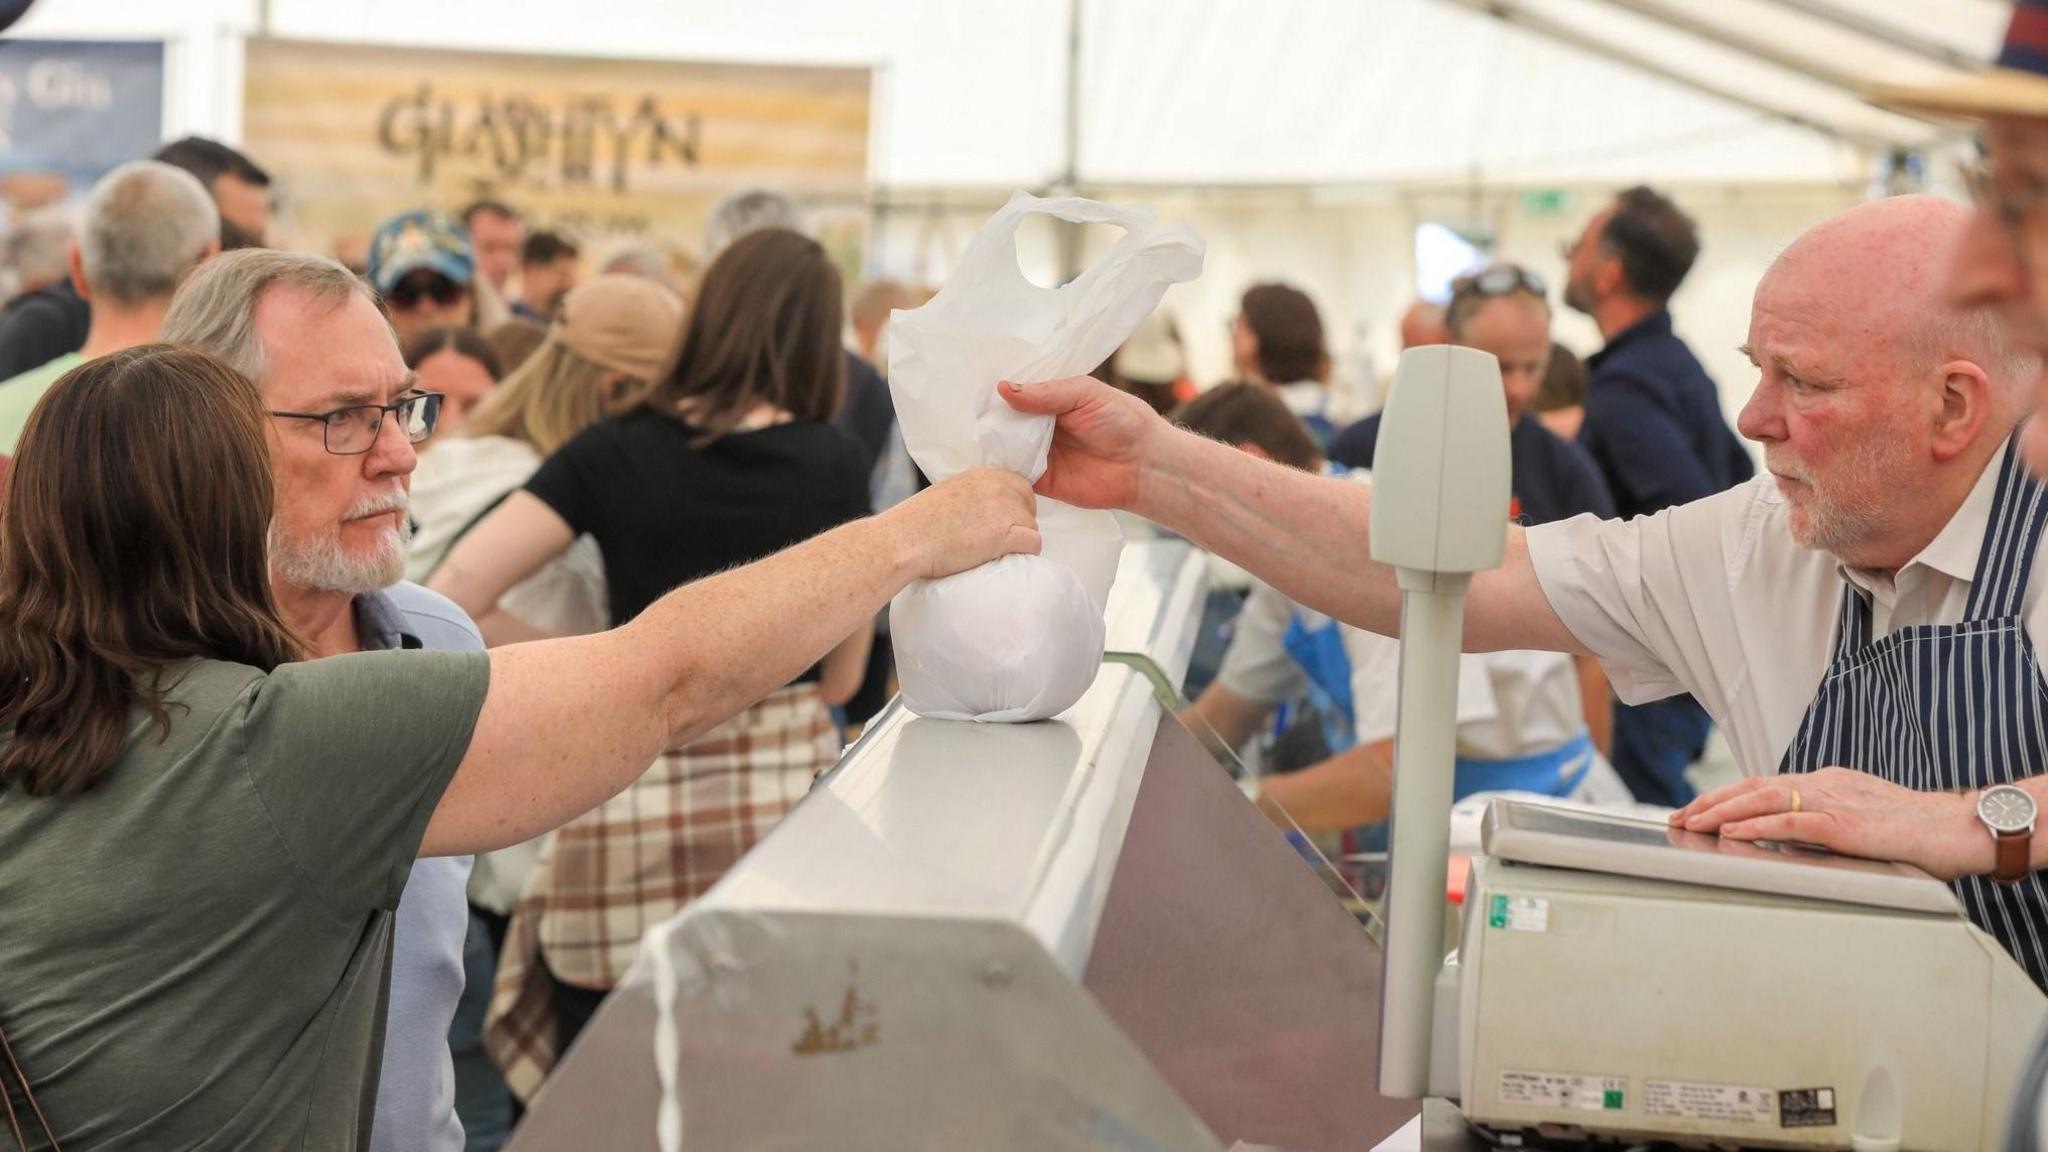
[{"x1": 0, "y1": 648, "x2": 490, "y2": 1150}]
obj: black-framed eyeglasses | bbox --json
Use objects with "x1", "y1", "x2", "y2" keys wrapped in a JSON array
[
  {"x1": 267, "y1": 391, "x2": 443, "y2": 456},
  {"x1": 1452, "y1": 264, "x2": 1547, "y2": 301},
  {"x1": 386, "y1": 271, "x2": 466, "y2": 310}
]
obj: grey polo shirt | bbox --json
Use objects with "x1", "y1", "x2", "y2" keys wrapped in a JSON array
[{"x1": 358, "y1": 582, "x2": 482, "y2": 1152}]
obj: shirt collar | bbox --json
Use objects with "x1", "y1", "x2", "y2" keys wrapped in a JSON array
[
  {"x1": 1838, "y1": 446, "x2": 2005, "y2": 597},
  {"x1": 1274, "y1": 380, "x2": 1330, "y2": 417},
  {"x1": 1587, "y1": 309, "x2": 1674, "y2": 369},
  {"x1": 353, "y1": 588, "x2": 424, "y2": 652}
]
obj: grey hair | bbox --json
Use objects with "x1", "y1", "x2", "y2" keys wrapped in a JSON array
[
  {"x1": 1919, "y1": 306, "x2": 2041, "y2": 414},
  {"x1": 0, "y1": 207, "x2": 77, "y2": 297},
  {"x1": 703, "y1": 188, "x2": 806, "y2": 258},
  {"x1": 161, "y1": 248, "x2": 375, "y2": 386},
  {"x1": 80, "y1": 160, "x2": 219, "y2": 306}
]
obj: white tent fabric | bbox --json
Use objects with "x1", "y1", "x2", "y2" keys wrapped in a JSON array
[
  {"x1": 1078, "y1": 0, "x2": 1861, "y2": 187},
  {"x1": 14, "y1": 0, "x2": 2007, "y2": 189},
  {"x1": 12, "y1": 0, "x2": 2009, "y2": 430}
]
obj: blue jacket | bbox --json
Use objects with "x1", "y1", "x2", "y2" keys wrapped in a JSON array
[
  {"x1": 1578, "y1": 310, "x2": 1753, "y2": 520},
  {"x1": 1328, "y1": 411, "x2": 1615, "y2": 526}
]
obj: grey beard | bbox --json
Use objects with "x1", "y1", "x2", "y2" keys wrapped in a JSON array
[{"x1": 269, "y1": 516, "x2": 411, "y2": 595}]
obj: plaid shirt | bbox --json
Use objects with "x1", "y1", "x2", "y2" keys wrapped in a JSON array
[{"x1": 484, "y1": 684, "x2": 837, "y2": 1100}]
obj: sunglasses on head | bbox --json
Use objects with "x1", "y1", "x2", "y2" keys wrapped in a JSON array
[
  {"x1": 1451, "y1": 264, "x2": 1547, "y2": 301},
  {"x1": 386, "y1": 271, "x2": 466, "y2": 310}
]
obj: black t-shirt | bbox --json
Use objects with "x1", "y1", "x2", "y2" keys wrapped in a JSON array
[
  {"x1": 526, "y1": 410, "x2": 873, "y2": 679},
  {"x1": 835, "y1": 350, "x2": 896, "y2": 474}
]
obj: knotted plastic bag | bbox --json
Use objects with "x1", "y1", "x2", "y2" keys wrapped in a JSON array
[{"x1": 888, "y1": 193, "x2": 1204, "y2": 722}]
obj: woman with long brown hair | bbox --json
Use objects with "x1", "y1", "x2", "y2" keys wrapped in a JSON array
[
  {"x1": 428, "y1": 227, "x2": 876, "y2": 1098},
  {"x1": 0, "y1": 345, "x2": 1036, "y2": 1149}
]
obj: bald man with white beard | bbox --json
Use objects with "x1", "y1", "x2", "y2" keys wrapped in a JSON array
[{"x1": 998, "y1": 195, "x2": 2048, "y2": 988}]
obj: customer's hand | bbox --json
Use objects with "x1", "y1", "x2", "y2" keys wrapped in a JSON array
[
  {"x1": 885, "y1": 468, "x2": 1041, "y2": 581},
  {"x1": 998, "y1": 376, "x2": 1160, "y2": 511}
]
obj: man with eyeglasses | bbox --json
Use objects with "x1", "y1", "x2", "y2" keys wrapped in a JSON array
[
  {"x1": 1557, "y1": 185, "x2": 1755, "y2": 807},
  {"x1": 1870, "y1": 2, "x2": 2048, "y2": 480},
  {"x1": 1867, "y1": 10, "x2": 2048, "y2": 1125},
  {"x1": 368, "y1": 208, "x2": 479, "y2": 352},
  {"x1": 161, "y1": 249, "x2": 483, "y2": 1152}
]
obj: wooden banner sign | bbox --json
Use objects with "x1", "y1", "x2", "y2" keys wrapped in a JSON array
[{"x1": 242, "y1": 37, "x2": 872, "y2": 263}]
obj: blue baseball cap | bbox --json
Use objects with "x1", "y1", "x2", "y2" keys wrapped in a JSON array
[
  {"x1": 1869, "y1": 1, "x2": 2048, "y2": 120},
  {"x1": 365, "y1": 209, "x2": 475, "y2": 296}
]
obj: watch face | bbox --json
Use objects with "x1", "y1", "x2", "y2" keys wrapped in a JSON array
[{"x1": 1980, "y1": 786, "x2": 2038, "y2": 834}]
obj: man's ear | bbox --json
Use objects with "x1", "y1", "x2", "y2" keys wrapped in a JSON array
[
  {"x1": 1595, "y1": 250, "x2": 1626, "y2": 301},
  {"x1": 1239, "y1": 442, "x2": 1273, "y2": 463},
  {"x1": 66, "y1": 245, "x2": 88, "y2": 301},
  {"x1": 1929, "y1": 359, "x2": 1996, "y2": 464}
]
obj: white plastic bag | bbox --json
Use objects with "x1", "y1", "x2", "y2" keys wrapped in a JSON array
[{"x1": 887, "y1": 192, "x2": 1205, "y2": 722}]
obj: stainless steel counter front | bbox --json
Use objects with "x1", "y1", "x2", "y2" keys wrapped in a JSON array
[{"x1": 509, "y1": 540, "x2": 1413, "y2": 1151}]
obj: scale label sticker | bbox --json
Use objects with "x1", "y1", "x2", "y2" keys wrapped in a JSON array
[
  {"x1": 1779, "y1": 1087, "x2": 1838, "y2": 1129},
  {"x1": 1645, "y1": 1080, "x2": 1775, "y2": 1124},
  {"x1": 1487, "y1": 894, "x2": 1549, "y2": 932},
  {"x1": 1498, "y1": 1070, "x2": 1625, "y2": 1112}
]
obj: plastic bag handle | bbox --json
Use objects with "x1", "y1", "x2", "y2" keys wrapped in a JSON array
[{"x1": 962, "y1": 193, "x2": 1184, "y2": 304}]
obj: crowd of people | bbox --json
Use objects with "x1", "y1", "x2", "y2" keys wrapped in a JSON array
[{"x1": 3, "y1": 8, "x2": 2048, "y2": 1144}]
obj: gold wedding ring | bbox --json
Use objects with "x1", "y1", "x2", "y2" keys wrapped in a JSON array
[{"x1": 1788, "y1": 787, "x2": 1803, "y2": 814}]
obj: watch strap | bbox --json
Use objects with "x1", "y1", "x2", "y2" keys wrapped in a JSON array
[{"x1": 1995, "y1": 827, "x2": 2032, "y2": 885}]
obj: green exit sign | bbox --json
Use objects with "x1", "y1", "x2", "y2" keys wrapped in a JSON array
[{"x1": 1521, "y1": 189, "x2": 1575, "y2": 216}]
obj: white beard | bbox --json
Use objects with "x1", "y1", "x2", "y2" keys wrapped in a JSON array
[
  {"x1": 1772, "y1": 434, "x2": 1915, "y2": 558},
  {"x1": 269, "y1": 489, "x2": 413, "y2": 595}
]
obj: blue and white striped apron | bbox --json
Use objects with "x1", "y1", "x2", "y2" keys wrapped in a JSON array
[{"x1": 1779, "y1": 437, "x2": 2048, "y2": 990}]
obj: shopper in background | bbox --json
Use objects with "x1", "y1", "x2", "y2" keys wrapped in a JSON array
[
  {"x1": 1560, "y1": 185, "x2": 1752, "y2": 805},
  {"x1": 0, "y1": 161, "x2": 220, "y2": 454},
  {"x1": 368, "y1": 209, "x2": 479, "y2": 351},
  {"x1": 511, "y1": 230, "x2": 580, "y2": 323},
  {"x1": 1233, "y1": 282, "x2": 1339, "y2": 447},
  {"x1": 436, "y1": 229, "x2": 874, "y2": 1100},
  {"x1": 463, "y1": 200, "x2": 525, "y2": 297},
  {"x1": 405, "y1": 327, "x2": 502, "y2": 435}
]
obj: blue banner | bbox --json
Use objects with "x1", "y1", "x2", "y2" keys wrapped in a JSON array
[{"x1": 0, "y1": 39, "x2": 164, "y2": 179}]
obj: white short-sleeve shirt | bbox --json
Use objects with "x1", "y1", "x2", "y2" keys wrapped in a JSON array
[
  {"x1": 1525, "y1": 449, "x2": 2048, "y2": 778},
  {"x1": 1215, "y1": 579, "x2": 1585, "y2": 761},
  {"x1": 1218, "y1": 463, "x2": 1586, "y2": 761}
]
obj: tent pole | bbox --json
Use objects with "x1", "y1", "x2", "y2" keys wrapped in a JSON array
[{"x1": 1059, "y1": 0, "x2": 1083, "y2": 282}]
